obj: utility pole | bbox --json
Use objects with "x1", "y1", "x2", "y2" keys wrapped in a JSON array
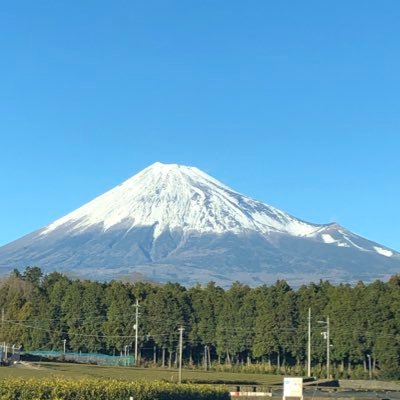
[
  {"x1": 367, "y1": 354, "x2": 372, "y2": 379},
  {"x1": 1, "y1": 308, "x2": 4, "y2": 340},
  {"x1": 307, "y1": 308, "x2": 311, "y2": 377},
  {"x1": 63, "y1": 339, "x2": 66, "y2": 354},
  {"x1": 178, "y1": 326, "x2": 184, "y2": 384},
  {"x1": 134, "y1": 299, "x2": 140, "y2": 366},
  {"x1": 327, "y1": 316, "x2": 330, "y2": 379},
  {"x1": 318, "y1": 316, "x2": 330, "y2": 379}
]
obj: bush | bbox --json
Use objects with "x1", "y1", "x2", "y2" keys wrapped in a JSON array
[{"x1": 0, "y1": 378, "x2": 230, "y2": 400}]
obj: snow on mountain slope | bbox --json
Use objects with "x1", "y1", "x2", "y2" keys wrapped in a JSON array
[
  {"x1": 0, "y1": 162, "x2": 398, "y2": 287},
  {"x1": 41, "y1": 162, "x2": 321, "y2": 239},
  {"x1": 36, "y1": 162, "x2": 397, "y2": 260},
  {"x1": 306, "y1": 222, "x2": 396, "y2": 257}
]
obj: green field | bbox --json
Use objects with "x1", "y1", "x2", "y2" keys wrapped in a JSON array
[{"x1": 0, "y1": 362, "x2": 282, "y2": 388}]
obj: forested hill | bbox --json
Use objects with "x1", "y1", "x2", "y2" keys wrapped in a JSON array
[{"x1": 1, "y1": 267, "x2": 399, "y2": 379}]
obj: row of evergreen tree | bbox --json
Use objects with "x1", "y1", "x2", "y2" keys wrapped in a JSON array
[{"x1": 0, "y1": 267, "x2": 399, "y2": 378}]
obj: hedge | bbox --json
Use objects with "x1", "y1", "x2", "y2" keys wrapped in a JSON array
[{"x1": 0, "y1": 378, "x2": 230, "y2": 400}]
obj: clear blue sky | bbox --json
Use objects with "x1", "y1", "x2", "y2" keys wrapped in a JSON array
[{"x1": 1, "y1": 1, "x2": 399, "y2": 251}]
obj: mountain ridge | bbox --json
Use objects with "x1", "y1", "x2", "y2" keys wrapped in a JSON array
[{"x1": 0, "y1": 162, "x2": 398, "y2": 286}]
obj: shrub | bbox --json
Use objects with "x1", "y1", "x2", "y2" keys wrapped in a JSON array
[{"x1": 0, "y1": 378, "x2": 230, "y2": 400}]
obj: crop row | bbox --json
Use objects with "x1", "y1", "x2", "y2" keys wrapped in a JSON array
[{"x1": 0, "y1": 378, "x2": 230, "y2": 400}]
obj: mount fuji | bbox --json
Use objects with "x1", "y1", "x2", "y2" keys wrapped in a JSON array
[{"x1": 0, "y1": 162, "x2": 399, "y2": 286}]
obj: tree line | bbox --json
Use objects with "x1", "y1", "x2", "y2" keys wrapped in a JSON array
[{"x1": 0, "y1": 267, "x2": 399, "y2": 379}]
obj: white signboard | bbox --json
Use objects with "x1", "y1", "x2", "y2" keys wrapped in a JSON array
[{"x1": 283, "y1": 377, "x2": 303, "y2": 398}]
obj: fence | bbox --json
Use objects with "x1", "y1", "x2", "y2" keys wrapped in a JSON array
[
  {"x1": 26, "y1": 350, "x2": 134, "y2": 366},
  {"x1": 0, "y1": 343, "x2": 21, "y2": 364}
]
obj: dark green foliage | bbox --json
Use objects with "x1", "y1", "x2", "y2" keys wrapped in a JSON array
[
  {"x1": 215, "y1": 282, "x2": 252, "y2": 363},
  {"x1": 102, "y1": 281, "x2": 136, "y2": 353},
  {"x1": 0, "y1": 267, "x2": 399, "y2": 379},
  {"x1": 145, "y1": 282, "x2": 191, "y2": 366}
]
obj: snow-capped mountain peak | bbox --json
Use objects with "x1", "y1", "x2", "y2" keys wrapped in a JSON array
[
  {"x1": 41, "y1": 162, "x2": 319, "y2": 239},
  {"x1": 1, "y1": 162, "x2": 399, "y2": 286}
]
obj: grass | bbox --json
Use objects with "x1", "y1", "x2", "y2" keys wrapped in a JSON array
[{"x1": 0, "y1": 361, "x2": 283, "y2": 387}]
